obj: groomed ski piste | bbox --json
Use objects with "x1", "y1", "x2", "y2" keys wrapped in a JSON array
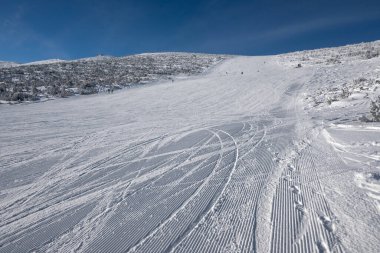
[{"x1": 1, "y1": 41, "x2": 379, "y2": 253}]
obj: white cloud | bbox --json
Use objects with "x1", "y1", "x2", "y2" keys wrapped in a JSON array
[{"x1": 256, "y1": 12, "x2": 380, "y2": 41}]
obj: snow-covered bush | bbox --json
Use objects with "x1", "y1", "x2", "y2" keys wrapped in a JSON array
[
  {"x1": 370, "y1": 96, "x2": 380, "y2": 122},
  {"x1": 326, "y1": 56, "x2": 341, "y2": 64},
  {"x1": 278, "y1": 40, "x2": 380, "y2": 67},
  {"x1": 340, "y1": 86, "x2": 351, "y2": 99},
  {"x1": 47, "y1": 85, "x2": 59, "y2": 95},
  {"x1": 354, "y1": 77, "x2": 367, "y2": 85},
  {"x1": 365, "y1": 47, "x2": 379, "y2": 59},
  {"x1": 0, "y1": 53, "x2": 226, "y2": 102},
  {"x1": 8, "y1": 92, "x2": 37, "y2": 102}
]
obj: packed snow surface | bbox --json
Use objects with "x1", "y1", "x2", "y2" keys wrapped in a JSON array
[{"x1": 0, "y1": 42, "x2": 380, "y2": 253}]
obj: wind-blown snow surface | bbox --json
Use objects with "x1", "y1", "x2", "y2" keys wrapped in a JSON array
[{"x1": 1, "y1": 46, "x2": 379, "y2": 252}]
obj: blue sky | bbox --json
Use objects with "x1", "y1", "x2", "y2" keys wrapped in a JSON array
[{"x1": 1, "y1": 0, "x2": 380, "y2": 63}]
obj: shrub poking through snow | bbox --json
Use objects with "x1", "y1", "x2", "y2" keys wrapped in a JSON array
[
  {"x1": 0, "y1": 53, "x2": 226, "y2": 103},
  {"x1": 340, "y1": 86, "x2": 351, "y2": 99},
  {"x1": 365, "y1": 46, "x2": 380, "y2": 59},
  {"x1": 370, "y1": 96, "x2": 380, "y2": 122}
]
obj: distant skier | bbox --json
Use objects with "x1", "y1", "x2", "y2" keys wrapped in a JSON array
[{"x1": 241, "y1": 72, "x2": 244, "y2": 75}]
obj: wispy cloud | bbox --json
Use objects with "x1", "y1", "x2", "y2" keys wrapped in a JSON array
[
  {"x1": 256, "y1": 12, "x2": 380, "y2": 41},
  {"x1": 195, "y1": 10, "x2": 380, "y2": 54}
]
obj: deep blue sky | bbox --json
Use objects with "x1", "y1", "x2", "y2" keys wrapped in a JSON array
[{"x1": 1, "y1": 0, "x2": 380, "y2": 63}]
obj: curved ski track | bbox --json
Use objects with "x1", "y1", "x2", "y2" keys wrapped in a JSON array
[{"x1": 0, "y1": 55, "x2": 364, "y2": 252}]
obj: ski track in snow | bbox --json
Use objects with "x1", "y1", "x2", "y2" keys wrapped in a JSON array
[{"x1": 1, "y1": 50, "x2": 380, "y2": 252}]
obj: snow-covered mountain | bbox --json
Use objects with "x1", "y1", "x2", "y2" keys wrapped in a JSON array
[
  {"x1": 0, "y1": 53, "x2": 226, "y2": 102},
  {"x1": 22, "y1": 59, "x2": 67, "y2": 66},
  {"x1": 0, "y1": 61, "x2": 19, "y2": 68},
  {"x1": 0, "y1": 41, "x2": 379, "y2": 253}
]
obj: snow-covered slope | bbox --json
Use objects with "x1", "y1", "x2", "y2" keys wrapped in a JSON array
[
  {"x1": 0, "y1": 53, "x2": 226, "y2": 103},
  {"x1": 22, "y1": 59, "x2": 66, "y2": 66},
  {"x1": 0, "y1": 42, "x2": 379, "y2": 253},
  {"x1": 0, "y1": 61, "x2": 19, "y2": 68}
]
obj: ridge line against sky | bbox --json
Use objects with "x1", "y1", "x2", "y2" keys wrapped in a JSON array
[{"x1": 1, "y1": 0, "x2": 380, "y2": 63}]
